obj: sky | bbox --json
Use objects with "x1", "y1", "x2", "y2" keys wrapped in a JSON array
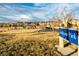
[{"x1": 0, "y1": 3, "x2": 79, "y2": 22}]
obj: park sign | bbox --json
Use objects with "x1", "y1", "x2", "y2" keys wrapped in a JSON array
[{"x1": 59, "y1": 28, "x2": 78, "y2": 45}]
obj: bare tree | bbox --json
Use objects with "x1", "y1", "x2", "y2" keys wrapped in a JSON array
[{"x1": 55, "y1": 7, "x2": 75, "y2": 28}]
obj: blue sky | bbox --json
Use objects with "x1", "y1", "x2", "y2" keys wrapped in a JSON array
[{"x1": 0, "y1": 3, "x2": 79, "y2": 22}]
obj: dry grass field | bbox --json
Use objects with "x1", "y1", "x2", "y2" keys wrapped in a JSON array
[{"x1": 0, "y1": 29, "x2": 59, "y2": 56}]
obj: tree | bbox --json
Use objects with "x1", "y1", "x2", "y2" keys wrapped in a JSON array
[{"x1": 55, "y1": 7, "x2": 75, "y2": 28}]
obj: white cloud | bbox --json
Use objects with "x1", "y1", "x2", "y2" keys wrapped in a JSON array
[
  {"x1": 18, "y1": 15, "x2": 32, "y2": 19},
  {"x1": 2, "y1": 14, "x2": 32, "y2": 22}
]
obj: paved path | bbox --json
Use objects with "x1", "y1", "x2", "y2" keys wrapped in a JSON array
[{"x1": 57, "y1": 46, "x2": 78, "y2": 56}]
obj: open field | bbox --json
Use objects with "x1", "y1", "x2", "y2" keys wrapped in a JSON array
[
  {"x1": 0, "y1": 29, "x2": 59, "y2": 56},
  {"x1": 0, "y1": 3, "x2": 79, "y2": 56}
]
